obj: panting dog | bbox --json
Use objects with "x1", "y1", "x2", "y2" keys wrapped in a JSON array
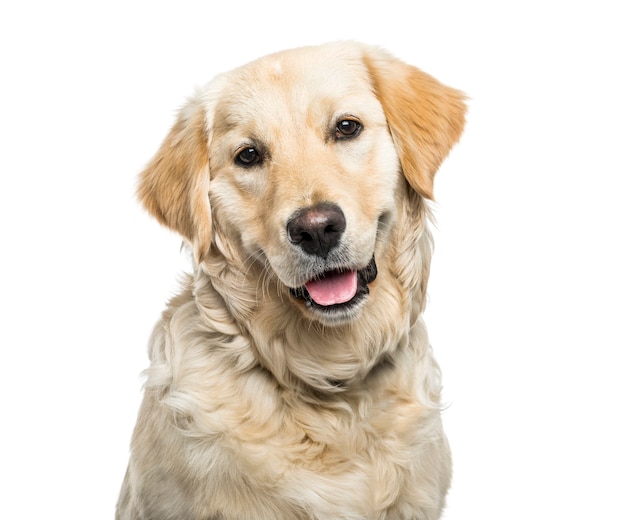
[{"x1": 117, "y1": 41, "x2": 466, "y2": 520}]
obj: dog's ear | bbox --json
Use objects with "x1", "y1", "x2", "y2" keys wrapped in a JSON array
[
  {"x1": 365, "y1": 50, "x2": 466, "y2": 200},
  {"x1": 137, "y1": 102, "x2": 212, "y2": 260}
]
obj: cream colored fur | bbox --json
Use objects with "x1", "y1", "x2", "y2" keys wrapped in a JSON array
[{"x1": 117, "y1": 42, "x2": 466, "y2": 520}]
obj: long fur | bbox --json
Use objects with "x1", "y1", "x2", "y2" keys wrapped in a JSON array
[{"x1": 118, "y1": 42, "x2": 466, "y2": 520}]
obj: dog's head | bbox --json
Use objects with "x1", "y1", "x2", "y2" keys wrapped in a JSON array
[{"x1": 139, "y1": 42, "x2": 465, "y2": 327}]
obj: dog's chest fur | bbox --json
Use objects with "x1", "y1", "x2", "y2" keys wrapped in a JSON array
[
  {"x1": 183, "y1": 384, "x2": 428, "y2": 517},
  {"x1": 132, "y1": 281, "x2": 447, "y2": 519}
]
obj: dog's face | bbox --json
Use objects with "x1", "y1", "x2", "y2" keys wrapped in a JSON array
[
  {"x1": 139, "y1": 43, "x2": 465, "y2": 326},
  {"x1": 207, "y1": 48, "x2": 399, "y2": 324}
]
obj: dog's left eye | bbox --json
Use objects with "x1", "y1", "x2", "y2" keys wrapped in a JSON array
[
  {"x1": 236, "y1": 147, "x2": 262, "y2": 167},
  {"x1": 335, "y1": 119, "x2": 362, "y2": 139}
]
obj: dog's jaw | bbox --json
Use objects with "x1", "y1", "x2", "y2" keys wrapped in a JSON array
[{"x1": 289, "y1": 256, "x2": 378, "y2": 325}]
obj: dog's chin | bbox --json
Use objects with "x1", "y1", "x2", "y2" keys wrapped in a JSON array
[{"x1": 289, "y1": 257, "x2": 378, "y2": 326}]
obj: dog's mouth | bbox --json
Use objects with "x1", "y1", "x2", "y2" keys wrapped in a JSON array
[{"x1": 289, "y1": 257, "x2": 377, "y2": 313}]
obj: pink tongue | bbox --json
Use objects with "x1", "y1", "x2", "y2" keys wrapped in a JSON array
[{"x1": 305, "y1": 271, "x2": 357, "y2": 306}]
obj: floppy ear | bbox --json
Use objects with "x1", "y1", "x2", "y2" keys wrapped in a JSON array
[
  {"x1": 365, "y1": 50, "x2": 466, "y2": 200},
  {"x1": 137, "y1": 102, "x2": 212, "y2": 260}
]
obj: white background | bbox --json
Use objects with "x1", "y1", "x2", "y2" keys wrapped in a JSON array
[{"x1": 1, "y1": 1, "x2": 624, "y2": 518}]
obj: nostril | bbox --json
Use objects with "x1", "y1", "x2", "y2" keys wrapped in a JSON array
[
  {"x1": 287, "y1": 223, "x2": 310, "y2": 245},
  {"x1": 299, "y1": 231, "x2": 313, "y2": 243}
]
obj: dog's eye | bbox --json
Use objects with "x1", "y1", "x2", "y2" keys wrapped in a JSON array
[
  {"x1": 335, "y1": 119, "x2": 362, "y2": 139},
  {"x1": 236, "y1": 147, "x2": 262, "y2": 167}
]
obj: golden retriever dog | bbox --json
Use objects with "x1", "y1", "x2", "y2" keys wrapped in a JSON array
[{"x1": 117, "y1": 41, "x2": 465, "y2": 520}]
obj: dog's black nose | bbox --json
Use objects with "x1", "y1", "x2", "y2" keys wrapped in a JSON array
[{"x1": 287, "y1": 203, "x2": 346, "y2": 258}]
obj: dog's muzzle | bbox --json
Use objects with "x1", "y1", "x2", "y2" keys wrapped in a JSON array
[{"x1": 289, "y1": 256, "x2": 377, "y2": 312}]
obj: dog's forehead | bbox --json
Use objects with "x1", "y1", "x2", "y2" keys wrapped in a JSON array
[{"x1": 209, "y1": 45, "x2": 379, "y2": 133}]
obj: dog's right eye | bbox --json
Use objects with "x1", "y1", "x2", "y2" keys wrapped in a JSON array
[
  {"x1": 236, "y1": 147, "x2": 262, "y2": 167},
  {"x1": 335, "y1": 118, "x2": 362, "y2": 140}
]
